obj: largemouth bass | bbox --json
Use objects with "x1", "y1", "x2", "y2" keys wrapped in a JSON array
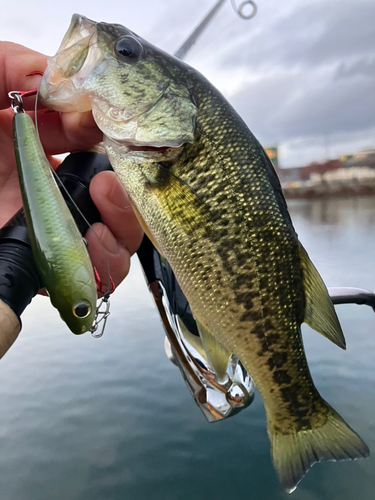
[
  {"x1": 13, "y1": 108, "x2": 97, "y2": 334},
  {"x1": 39, "y1": 14, "x2": 369, "y2": 492}
]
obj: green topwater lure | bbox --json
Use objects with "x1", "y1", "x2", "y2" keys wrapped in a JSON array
[{"x1": 10, "y1": 92, "x2": 97, "y2": 334}]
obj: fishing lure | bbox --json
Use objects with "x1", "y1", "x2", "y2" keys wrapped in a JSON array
[{"x1": 10, "y1": 91, "x2": 98, "y2": 335}]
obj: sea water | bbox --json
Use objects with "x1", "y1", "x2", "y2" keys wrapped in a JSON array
[{"x1": 0, "y1": 196, "x2": 374, "y2": 500}]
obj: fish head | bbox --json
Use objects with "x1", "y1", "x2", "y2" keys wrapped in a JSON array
[{"x1": 39, "y1": 14, "x2": 197, "y2": 149}]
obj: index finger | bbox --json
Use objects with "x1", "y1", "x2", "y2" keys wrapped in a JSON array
[
  {"x1": 0, "y1": 41, "x2": 47, "y2": 110},
  {"x1": 0, "y1": 41, "x2": 103, "y2": 154}
]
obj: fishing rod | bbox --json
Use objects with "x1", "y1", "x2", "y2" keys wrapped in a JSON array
[
  {"x1": 174, "y1": 0, "x2": 257, "y2": 60},
  {"x1": 174, "y1": 0, "x2": 228, "y2": 59}
]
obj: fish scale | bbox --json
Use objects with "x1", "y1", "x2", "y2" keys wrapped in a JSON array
[
  {"x1": 39, "y1": 14, "x2": 369, "y2": 492},
  {"x1": 163, "y1": 85, "x2": 303, "y2": 381}
]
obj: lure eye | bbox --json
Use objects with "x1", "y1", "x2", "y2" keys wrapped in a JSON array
[
  {"x1": 114, "y1": 36, "x2": 143, "y2": 63},
  {"x1": 73, "y1": 300, "x2": 92, "y2": 319}
]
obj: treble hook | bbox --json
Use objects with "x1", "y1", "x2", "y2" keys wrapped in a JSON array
[
  {"x1": 94, "y1": 267, "x2": 115, "y2": 295},
  {"x1": 231, "y1": 0, "x2": 257, "y2": 20}
]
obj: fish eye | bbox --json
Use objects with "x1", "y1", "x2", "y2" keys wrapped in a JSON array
[
  {"x1": 114, "y1": 36, "x2": 143, "y2": 63},
  {"x1": 73, "y1": 300, "x2": 92, "y2": 319}
]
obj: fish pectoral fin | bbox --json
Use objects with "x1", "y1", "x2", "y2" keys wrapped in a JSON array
[
  {"x1": 129, "y1": 199, "x2": 163, "y2": 255},
  {"x1": 269, "y1": 400, "x2": 369, "y2": 493},
  {"x1": 298, "y1": 243, "x2": 346, "y2": 349},
  {"x1": 177, "y1": 316, "x2": 207, "y2": 360},
  {"x1": 196, "y1": 319, "x2": 231, "y2": 383}
]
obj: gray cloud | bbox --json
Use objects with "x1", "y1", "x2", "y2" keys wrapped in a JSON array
[
  {"x1": 229, "y1": 65, "x2": 375, "y2": 140},
  {"x1": 215, "y1": 0, "x2": 375, "y2": 71},
  {"x1": 192, "y1": 0, "x2": 375, "y2": 165},
  {"x1": 227, "y1": 82, "x2": 373, "y2": 168},
  {"x1": 335, "y1": 56, "x2": 375, "y2": 79}
]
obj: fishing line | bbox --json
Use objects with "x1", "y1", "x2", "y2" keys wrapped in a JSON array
[
  {"x1": 55, "y1": 173, "x2": 112, "y2": 297},
  {"x1": 34, "y1": 86, "x2": 40, "y2": 136}
]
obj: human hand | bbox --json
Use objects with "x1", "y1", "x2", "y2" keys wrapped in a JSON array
[{"x1": 0, "y1": 42, "x2": 143, "y2": 291}]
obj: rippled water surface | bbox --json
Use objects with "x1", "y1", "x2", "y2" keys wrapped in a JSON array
[{"x1": 0, "y1": 196, "x2": 375, "y2": 500}]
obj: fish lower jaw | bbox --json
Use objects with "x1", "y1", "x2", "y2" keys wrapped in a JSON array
[{"x1": 39, "y1": 75, "x2": 92, "y2": 112}]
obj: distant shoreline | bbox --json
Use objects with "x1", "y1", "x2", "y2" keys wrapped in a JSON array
[{"x1": 282, "y1": 178, "x2": 375, "y2": 199}]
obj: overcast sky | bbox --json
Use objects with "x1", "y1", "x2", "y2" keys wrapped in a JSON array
[{"x1": 2, "y1": 0, "x2": 374, "y2": 167}]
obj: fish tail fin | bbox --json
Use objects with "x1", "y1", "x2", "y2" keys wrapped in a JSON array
[{"x1": 268, "y1": 400, "x2": 369, "y2": 493}]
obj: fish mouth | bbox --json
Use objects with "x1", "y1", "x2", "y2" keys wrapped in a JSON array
[
  {"x1": 39, "y1": 14, "x2": 100, "y2": 112},
  {"x1": 126, "y1": 144, "x2": 171, "y2": 153},
  {"x1": 106, "y1": 135, "x2": 180, "y2": 155},
  {"x1": 58, "y1": 14, "x2": 97, "y2": 53},
  {"x1": 104, "y1": 135, "x2": 184, "y2": 164},
  {"x1": 39, "y1": 14, "x2": 167, "y2": 134}
]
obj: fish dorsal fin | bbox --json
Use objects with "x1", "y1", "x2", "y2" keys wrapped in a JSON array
[
  {"x1": 196, "y1": 319, "x2": 231, "y2": 383},
  {"x1": 298, "y1": 243, "x2": 346, "y2": 349}
]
